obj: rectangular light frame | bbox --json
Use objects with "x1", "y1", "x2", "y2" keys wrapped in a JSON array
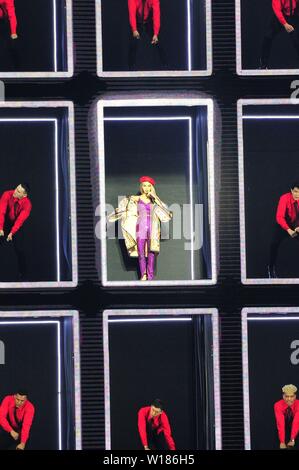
[
  {"x1": 103, "y1": 308, "x2": 221, "y2": 450},
  {"x1": 96, "y1": 96, "x2": 217, "y2": 286},
  {"x1": 96, "y1": 0, "x2": 212, "y2": 77},
  {"x1": 0, "y1": 101, "x2": 78, "y2": 289},
  {"x1": 0, "y1": 309, "x2": 82, "y2": 450},
  {"x1": 242, "y1": 307, "x2": 299, "y2": 450},
  {"x1": 238, "y1": 98, "x2": 299, "y2": 284},
  {"x1": 0, "y1": 0, "x2": 73, "y2": 78}
]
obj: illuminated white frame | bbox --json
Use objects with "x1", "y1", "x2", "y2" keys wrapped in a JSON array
[
  {"x1": 96, "y1": 0, "x2": 212, "y2": 77},
  {"x1": 0, "y1": 101, "x2": 78, "y2": 289},
  {"x1": 242, "y1": 307, "x2": 299, "y2": 450},
  {"x1": 236, "y1": 0, "x2": 299, "y2": 76},
  {"x1": 238, "y1": 98, "x2": 299, "y2": 284},
  {"x1": 0, "y1": 310, "x2": 82, "y2": 450},
  {"x1": 0, "y1": 0, "x2": 73, "y2": 78},
  {"x1": 103, "y1": 308, "x2": 221, "y2": 450},
  {"x1": 97, "y1": 97, "x2": 217, "y2": 286}
]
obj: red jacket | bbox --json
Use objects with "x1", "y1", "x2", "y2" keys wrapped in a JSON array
[
  {"x1": 274, "y1": 399, "x2": 299, "y2": 443},
  {"x1": 276, "y1": 192, "x2": 299, "y2": 231},
  {"x1": 0, "y1": 190, "x2": 32, "y2": 235},
  {"x1": 0, "y1": 395, "x2": 35, "y2": 444},
  {"x1": 0, "y1": 0, "x2": 17, "y2": 35},
  {"x1": 128, "y1": 0, "x2": 160, "y2": 36},
  {"x1": 138, "y1": 406, "x2": 176, "y2": 450},
  {"x1": 272, "y1": 0, "x2": 299, "y2": 25}
]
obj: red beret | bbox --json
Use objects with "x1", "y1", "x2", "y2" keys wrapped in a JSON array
[{"x1": 139, "y1": 176, "x2": 156, "y2": 186}]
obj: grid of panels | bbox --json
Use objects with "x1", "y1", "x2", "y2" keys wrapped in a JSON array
[{"x1": 2, "y1": 0, "x2": 297, "y2": 451}]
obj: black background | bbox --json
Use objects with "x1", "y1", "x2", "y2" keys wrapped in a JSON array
[
  {"x1": 248, "y1": 316, "x2": 299, "y2": 449},
  {"x1": 241, "y1": 0, "x2": 299, "y2": 70},
  {"x1": 101, "y1": 0, "x2": 207, "y2": 72},
  {"x1": 244, "y1": 105, "x2": 299, "y2": 278},
  {"x1": 0, "y1": 321, "x2": 59, "y2": 449},
  {"x1": 4, "y1": 0, "x2": 299, "y2": 455},
  {"x1": 0, "y1": 0, "x2": 67, "y2": 72}
]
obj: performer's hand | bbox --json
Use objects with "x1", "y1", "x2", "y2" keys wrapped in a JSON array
[
  {"x1": 7, "y1": 233, "x2": 13, "y2": 242},
  {"x1": 287, "y1": 228, "x2": 297, "y2": 238},
  {"x1": 11, "y1": 34, "x2": 18, "y2": 39},
  {"x1": 10, "y1": 430, "x2": 19, "y2": 440},
  {"x1": 0, "y1": 230, "x2": 4, "y2": 237},
  {"x1": 16, "y1": 442, "x2": 25, "y2": 450},
  {"x1": 280, "y1": 442, "x2": 287, "y2": 449},
  {"x1": 284, "y1": 23, "x2": 294, "y2": 33},
  {"x1": 287, "y1": 439, "x2": 295, "y2": 447},
  {"x1": 144, "y1": 446, "x2": 150, "y2": 450},
  {"x1": 133, "y1": 30, "x2": 140, "y2": 39},
  {"x1": 151, "y1": 35, "x2": 159, "y2": 45},
  {"x1": 148, "y1": 190, "x2": 156, "y2": 201}
]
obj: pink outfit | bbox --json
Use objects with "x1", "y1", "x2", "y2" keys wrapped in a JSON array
[{"x1": 136, "y1": 200, "x2": 155, "y2": 280}]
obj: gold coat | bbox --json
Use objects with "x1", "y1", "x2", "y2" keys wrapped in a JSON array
[{"x1": 108, "y1": 196, "x2": 172, "y2": 257}]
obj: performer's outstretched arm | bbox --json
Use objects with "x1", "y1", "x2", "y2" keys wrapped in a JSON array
[
  {"x1": 128, "y1": 0, "x2": 138, "y2": 34},
  {"x1": 272, "y1": 0, "x2": 294, "y2": 32},
  {"x1": 9, "y1": 202, "x2": 32, "y2": 237},
  {"x1": 6, "y1": 0, "x2": 18, "y2": 38},
  {"x1": 274, "y1": 402, "x2": 286, "y2": 445},
  {"x1": 151, "y1": 0, "x2": 160, "y2": 43},
  {"x1": 19, "y1": 404, "x2": 35, "y2": 449}
]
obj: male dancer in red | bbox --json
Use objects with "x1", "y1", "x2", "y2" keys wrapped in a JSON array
[
  {"x1": 260, "y1": 0, "x2": 299, "y2": 68},
  {"x1": 128, "y1": 0, "x2": 166, "y2": 69},
  {"x1": 0, "y1": 390, "x2": 35, "y2": 450},
  {"x1": 138, "y1": 399, "x2": 176, "y2": 450},
  {"x1": 128, "y1": 0, "x2": 160, "y2": 44},
  {"x1": 268, "y1": 182, "x2": 299, "y2": 277},
  {"x1": 274, "y1": 384, "x2": 299, "y2": 449},
  {"x1": 0, "y1": 0, "x2": 17, "y2": 39},
  {"x1": 0, "y1": 184, "x2": 32, "y2": 280}
]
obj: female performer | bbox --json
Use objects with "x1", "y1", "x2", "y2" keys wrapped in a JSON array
[{"x1": 108, "y1": 176, "x2": 172, "y2": 281}]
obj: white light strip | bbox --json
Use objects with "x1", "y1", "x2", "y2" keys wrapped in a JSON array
[
  {"x1": 53, "y1": 0, "x2": 57, "y2": 72},
  {"x1": 243, "y1": 116, "x2": 299, "y2": 119},
  {"x1": 104, "y1": 115, "x2": 194, "y2": 279},
  {"x1": 248, "y1": 316, "x2": 299, "y2": 321},
  {"x1": 0, "y1": 320, "x2": 62, "y2": 449},
  {"x1": 54, "y1": 119, "x2": 60, "y2": 282},
  {"x1": 0, "y1": 119, "x2": 57, "y2": 122},
  {"x1": 188, "y1": 117, "x2": 194, "y2": 280},
  {"x1": 0, "y1": 321, "x2": 60, "y2": 325},
  {"x1": 187, "y1": 0, "x2": 192, "y2": 71},
  {"x1": 57, "y1": 320, "x2": 62, "y2": 450},
  {"x1": 104, "y1": 117, "x2": 190, "y2": 121},
  {"x1": 103, "y1": 308, "x2": 221, "y2": 449},
  {"x1": 108, "y1": 317, "x2": 192, "y2": 323}
]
